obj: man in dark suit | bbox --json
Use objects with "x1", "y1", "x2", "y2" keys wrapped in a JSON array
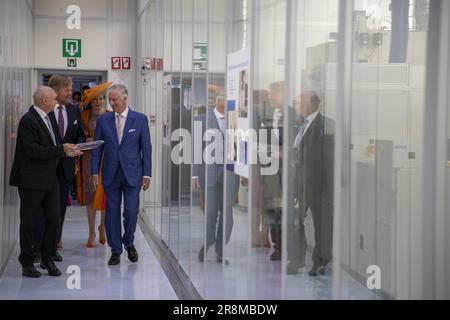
[
  {"x1": 192, "y1": 96, "x2": 240, "y2": 264},
  {"x1": 9, "y1": 86, "x2": 81, "y2": 278},
  {"x1": 92, "y1": 84, "x2": 152, "y2": 266},
  {"x1": 288, "y1": 91, "x2": 335, "y2": 276},
  {"x1": 47, "y1": 75, "x2": 85, "y2": 261}
]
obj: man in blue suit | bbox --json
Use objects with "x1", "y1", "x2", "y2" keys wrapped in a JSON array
[
  {"x1": 91, "y1": 84, "x2": 152, "y2": 265},
  {"x1": 192, "y1": 96, "x2": 240, "y2": 264}
]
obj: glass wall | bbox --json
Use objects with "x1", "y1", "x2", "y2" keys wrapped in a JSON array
[
  {"x1": 137, "y1": 0, "x2": 450, "y2": 299},
  {"x1": 340, "y1": 0, "x2": 429, "y2": 299},
  {"x1": 0, "y1": 0, "x2": 34, "y2": 274},
  {"x1": 282, "y1": 0, "x2": 338, "y2": 299}
]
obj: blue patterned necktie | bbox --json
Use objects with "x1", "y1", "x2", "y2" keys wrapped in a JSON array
[{"x1": 293, "y1": 119, "x2": 308, "y2": 148}]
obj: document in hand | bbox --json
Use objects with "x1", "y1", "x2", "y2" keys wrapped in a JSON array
[{"x1": 75, "y1": 140, "x2": 105, "y2": 151}]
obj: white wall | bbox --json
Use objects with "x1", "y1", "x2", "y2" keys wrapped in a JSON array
[
  {"x1": 0, "y1": 0, "x2": 34, "y2": 68},
  {"x1": 33, "y1": 0, "x2": 138, "y2": 107}
]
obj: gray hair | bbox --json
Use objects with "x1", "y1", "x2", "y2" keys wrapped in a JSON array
[
  {"x1": 33, "y1": 86, "x2": 53, "y2": 105},
  {"x1": 108, "y1": 84, "x2": 128, "y2": 98},
  {"x1": 216, "y1": 95, "x2": 225, "y2": 104}
]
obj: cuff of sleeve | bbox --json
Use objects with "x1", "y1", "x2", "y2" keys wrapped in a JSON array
[{"x1": 143, "y1": 176, "x2": 151, "y2": 179}]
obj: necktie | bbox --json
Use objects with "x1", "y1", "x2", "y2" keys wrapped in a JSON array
[
  {"x1": 293, "y1": 119, "x2": 308, "y2": 148},
  {"x1": 117, "y1": 114, "x2": 123, "y2": 143},
  {"x1": 58, "y1": 106, "x2": 65, "y2": 139},
  {"x1": 44, "y1": 116, "x2": 57, "y2": 145}
]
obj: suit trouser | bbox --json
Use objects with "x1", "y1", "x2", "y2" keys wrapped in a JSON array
[
  {"x1": 290, "y1": 196, "x2": 333, "y2": 266},
  {"x1": 56, "y1": 164, "x2": 71, "y2": 242},
  {"x1": 103, "y1": 167, "x2": 141, "y2": 255},
  {"x1": 204, "y1": 181, "x2": 234, "y2": 256},
  {"x1": 287, "y1": 207, "x2": 307, "y2": 267},
  {"x1": 18, "y1": 185, "x2": 60, "y2": 267},
  {"x1": 36, "y1": 166, "x2": 70, "y2": 249}
]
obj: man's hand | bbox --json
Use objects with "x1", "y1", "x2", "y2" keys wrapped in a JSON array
[
  {"x1": 233, "y1": 194, "x2": 239, "y2": 206},
  {"x1": 63, "y1": 143, "x2": 83, "y2": 157},
  {"x1": 91, "y1": 175, "x2": 99, "y2": 189},
  {"x1": 142, "y1": 177, "x2": 151, "y2": 191},
  {"x1": 192, "y1": 177, "x2": 200, "y2": 190}
]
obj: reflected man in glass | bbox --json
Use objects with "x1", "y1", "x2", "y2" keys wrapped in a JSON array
[
  {"x1": 193, "y1": 95, "x2": 240, "y2": 264},
  {"x1": 288, "y1": 91, "x2": 334, "y2": 276}
]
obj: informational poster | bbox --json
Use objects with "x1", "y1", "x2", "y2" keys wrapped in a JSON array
[
  {"x1": 162, "y1": 74, "x2": 172, "y2": 146},
  {"x1": 193, "y1": 43, "x2": 208, "y2": 71},
  {"x1": 227, "y1": 48, "x2": 250, "y2": 178}
]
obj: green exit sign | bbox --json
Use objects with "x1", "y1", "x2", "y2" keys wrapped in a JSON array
[{"x1": 63, "y1": 39, "x2": 81, "y2": 58}]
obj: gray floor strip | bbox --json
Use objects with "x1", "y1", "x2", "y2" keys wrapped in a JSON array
[{"x1": 139, "y1": 216, "x2": 202, "y2": 300}]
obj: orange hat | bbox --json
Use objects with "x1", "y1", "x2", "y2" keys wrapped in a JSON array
[{"x1": 80, "y1": 82, "x2": 113, "y2": 109}]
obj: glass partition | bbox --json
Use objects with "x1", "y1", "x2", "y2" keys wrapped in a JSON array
[
  {"x1": 136, "y1": 0, "x2": 449, "y2": 300},
  {"x1": 177, "y1": 0, "x2": 194, "y2": 280},
  {"x1": 282, "y1": 0, "x2": 338, "y2": 299},
  {"x1": 0, "y1": 0, "x2": 32, "y2": 273},
  {"x1": 340, "y1": 0, "x2": 429, "y2": 299}
]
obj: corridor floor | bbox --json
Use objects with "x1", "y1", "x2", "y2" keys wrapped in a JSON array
[{"x1": 0, "y1": 206, "x2": 177, "y2": 300}]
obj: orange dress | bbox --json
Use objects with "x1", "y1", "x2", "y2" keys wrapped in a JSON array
[{"x1": 76, "y1": 107, "x2": 107, "y2": 210}]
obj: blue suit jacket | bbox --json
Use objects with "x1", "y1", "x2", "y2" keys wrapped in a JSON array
[{"x1": 91, "y1": 108, "x2": 152, "y2": 187}]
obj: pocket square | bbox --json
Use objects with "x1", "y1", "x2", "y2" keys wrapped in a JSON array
[
  {"x1": 73, "y1": 120, "x2": 78, "y2": 125},
  {"x1": 129, "y1": 129, "x2": 136, "y2": 133}
]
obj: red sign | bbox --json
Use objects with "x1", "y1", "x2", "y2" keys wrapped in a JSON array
[
  {"x1": 121, "y1": 57, "x2": 131, "y2": 70},
  {"x1": 155, "y1": 58, "x2": 163, "y2": 71},
  {"x1": 111, "y1": 57, "x2": 121, "y2": 70}
]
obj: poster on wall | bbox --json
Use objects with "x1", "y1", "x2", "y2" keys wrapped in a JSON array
[
  {"x1": 227, "y1": 48, "x2": 250, "y2": 178},
  {"x1": 162, "y1": 74, "x2": 172, "y2": 146},
  {"x1": 193, "y1": 43, "x2": 208, "y2": 71}
]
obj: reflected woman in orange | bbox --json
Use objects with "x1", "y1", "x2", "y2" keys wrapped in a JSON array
[{"x1": 76, "y1": 82, "x2": 112, "y2": 247}]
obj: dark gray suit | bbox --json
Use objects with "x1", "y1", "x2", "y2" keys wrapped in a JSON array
[
  {"x1": 290, "y1": 112, "x2": 335, "y2": 267},
  {"x1": 193, "y1": 108, "x2": 239, "y2": 256}
]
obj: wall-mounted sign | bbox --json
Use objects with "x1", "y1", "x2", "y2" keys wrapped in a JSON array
[
  {"x1": 193, "y1": 43, "x2": 207, "y2": 71},
  {"x1": 227, "y1": 48, "x2": 251, "y2": 178},
  {"x1": 111, "y1": 57, "x2": 121, "y2": 70},
  {"x1": 121, "y1": 57, "x2": 131, "y2": 70},
  {"x1": 67, "y1": 58, "x2": 77, "y2": 67},
  {"x1": 112, "y1": 57, "x2": 131, "y2": 70},
  {"x1": 63, "y1": 39, "x2": 81, "y2": 58},
  {"x1": 155, "y1": 58, "x2": 163, "y2": 71},
  {"x1": 144, "y1": 58, "x2": 164, "y2": 71}
]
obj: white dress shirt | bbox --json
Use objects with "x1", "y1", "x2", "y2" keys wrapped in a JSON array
[
  {"x1": 302, "y1": 110, "x2": 319, "y2": 136},
  {"x1": 192, "y1": 108, "x2": 225, "y2": 181},
  {"x1": 293, "y1": 110, "x2": 320, "y2": 148},
  {"x1": 115, "y1": 107, "x2": 129, "y2": 144},
  {"x1": 213, "y1": 108, "x2": 225, "y2": 133},
  {"x1": 55, "y1": 104, "x2": 68, "y2": 137},
  {"x1": 33, "y1": 105, "x2": 56, "y2": 145},
  {"x1": 115, "y1": 107, "x2": 150, "y2": 180}
]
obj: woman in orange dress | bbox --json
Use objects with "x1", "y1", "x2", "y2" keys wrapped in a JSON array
[{"x1": 76, "y1": 82, "x2": 112, "y2": 247}]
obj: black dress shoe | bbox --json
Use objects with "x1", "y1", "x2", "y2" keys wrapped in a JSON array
[
  {"x1": 53, "y1": 251, "x2": 63, "y2": 262},
  {"x1": 34, "y1": 255, "x2": 41, "y2": 264},
  {"x1": 126, "y1": 245, "x2": 139, "y2": 263},
  {"x1": 269, "y1": 250, "x2": 282, "y2": 261},
  {"x1": 319, "y1": 265, "x2": 326, "y2": 275},
  {"x1": 40, "y1": 260, "x2": 62, "y2": 277},
  {"x1": 286, "y1": 260, "x2": 306, "y2": 275},
  {"x1": 198, "y1": 247, "x2": 204, "y2": 263},
  {"x1": 108, "y1": 253, "x2": 121, "y2": 265},
  {"x1": 286, "y1": 262, "x2": 300, "y2": 275},
  {"x1": 216, "y1": 254, "x2": 229, "y2": 265},
  {"x1": 308, "y1": 264, "x2": 320, "y2": 276},
  {"x1": 22, "y1": 266, "x2": 41, "y2": 278}
]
